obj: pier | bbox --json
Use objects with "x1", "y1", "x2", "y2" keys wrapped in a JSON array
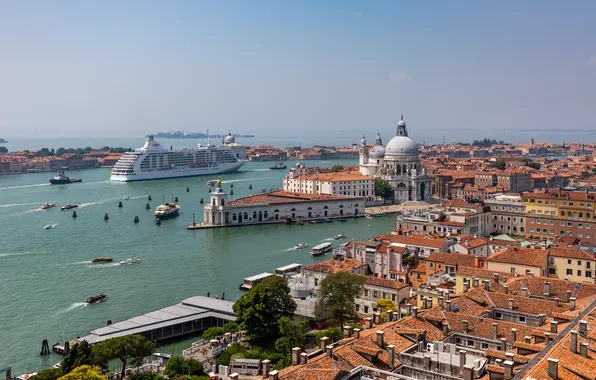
[{"x1": 78, "y1": 296, "x2": 235, "y2": 345}]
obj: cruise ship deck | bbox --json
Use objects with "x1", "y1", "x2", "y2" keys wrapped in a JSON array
[{"x1": 78, "y1": 296, "x2": 236, "y2": 345}]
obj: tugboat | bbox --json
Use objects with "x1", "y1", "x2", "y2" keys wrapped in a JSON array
[
  {"x1": 49, "y1": 170, "x2": 82, "y2": 185},
  {"x1": 85, "y1": 293, "x2": 107, "y2": 304},
  {"x1": 154, "y1": 196, "x2": 180, "y2": 220},
  {"x1": 92, "y1": 257, "x2": 113, "y2": 263},
  {"x1": 269, "y1": 161, "x2": 287, "y2": 170},
  {"x1": 60, "y1": 204, "x2": 78, "y2": 211},
  {"x1": 40, "y1": 203, "x2": 56, "y2": 210}
]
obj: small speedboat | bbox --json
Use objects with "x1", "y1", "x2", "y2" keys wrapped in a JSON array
[
  {"x1": 207, "y1": 179, "x2": 218, "y2": 186},
  {"x1": 60, "y1": 204, "x2": 78, "y2": 211},
  {"x1": 123, "y1": 197, "x2": 131, "y2": 200},
  {"x1": 334, "y1": 217, "x2": 346, "y2": 222},
  {"x1": 92, "y1": 257, "x2": 113, "y2": 263},
  {"x1": 334, "y1": 234, "x2": 346, "y2": 240},
  {"x1": 365, "y1": 214, "x2": 374, "y2": 219},
  {"x1": 120, "y1": 258, "x2": 141, "y2": 264},
  {"x1": 85, "y1": 293, "x2": 107, "y2": 304},
  {"x1": 295, "y1": 243, "x2": 308, "y2": 249},
  {"x1": 43, "y1": 224, "x2": 52, "y2": 230},
  {"x1": 40, "y1": 203, "x2": 56, "y2": 210}
]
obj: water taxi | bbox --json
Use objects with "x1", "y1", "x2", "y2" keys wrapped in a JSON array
[
  {"x1": 120, "y1": 258, "x2": 141, "y2": 264},
  {"x1": 43, "y1": 224, "x2": 52, "y2": 230},
  {"x1": 92, "y1": 257, "x2": 113, "y2": 263},
  {"x1": 311, "y1": 242, "x2": 332, "y2": 257},
  {"x1": 40, "y1": 203, "x2": 56, "y2": 210},
  {"x1": 294, "y1": 243, "x2": 308, "y2": 249},
  {"x1": 269, "y1": 161, "x2": 287, "y2": 170},
  {"x1": 85, "y1": 293, "x2": 107, "y2": 303},
  {"x1": 333, "y1": 234, "x2": 346, "y2": 239}
]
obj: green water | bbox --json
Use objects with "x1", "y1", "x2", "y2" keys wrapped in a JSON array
[{"x1": 0, "y1": 160, "x2": 396, "y2": 373}]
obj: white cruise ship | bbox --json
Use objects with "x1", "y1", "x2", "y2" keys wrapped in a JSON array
[{"x1": 110, "y1": 135, "x2": 246, "y2": 182}]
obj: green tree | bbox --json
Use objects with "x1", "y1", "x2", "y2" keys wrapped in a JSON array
[
  {"x1": 56, "y1": 147, "x2": 66, "y2": 156},
  {"x1": 314, "y1": 272, "x2": 365, "y2": 327},
  {"x1": 375, "y1": 299, "x2": 397, "y2": 322},
  {"x1": 58, "y1": 366, "x2": 106, "y2": 380},
  {"x1": 164, "y1": 356, "x2": 204, "y2": 377},
  {"x1": 233, "y1": 276, "x2": 297, "y2": 344},
  {"x1": 490, "y1": 160, "x2": 507, "y2": 170},
  {"x1": 330, "y1": 165, "x2": 344, "y2": 172},
  {"x1": 222, "y1": 321, "x2": 240, "y2": 334},
  {"x1": 0, "y1": 146, "x2": 7, "y2": 153},
  {"x1": 74, "y1": 148, "x2": 85, "y2": 155},
  {"x1": 84, "y1": 146, "x2": 93, "y2": 153},
  {"x1": 61, "y1": 341, "x2": 93, "y2": 374},
  {"x1": 202, "y1": 327, "x2": 223, "y2": 340},
  {"x1": 30, "y1": 368, "x2": 62, "y2": 380},
  {"x1": 274, "y1": 316, "x2": 308, "y2": 354},
  {"x1": 92, "y1": 335, "x2": 155, "y2": 380},
  {"x1": 374, "y1": 178, "x2": 393, "y2": 200}
]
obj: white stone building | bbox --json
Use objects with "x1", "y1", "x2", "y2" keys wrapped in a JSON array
[
  {"x1": 203, "y1": 188, "x2": 365, "y2": 226},
  {"x1": 282, "y1": 164, "x2": 375, "y2": 204},
  {"x1": 359, "y1": 116, "x2": 432, "y2": 203}
]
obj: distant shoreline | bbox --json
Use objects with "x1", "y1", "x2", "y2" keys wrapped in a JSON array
[{"x1": 155, "y1": 132, "x2": 255, "y2": 139}]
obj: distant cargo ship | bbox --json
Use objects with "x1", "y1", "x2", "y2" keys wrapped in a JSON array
[
  {"x1": 110, "y1": 135, "x2": 246, "y2": 182},
  {"x1": 155, "y1": 131, "x2": 254, "y2": 139}
]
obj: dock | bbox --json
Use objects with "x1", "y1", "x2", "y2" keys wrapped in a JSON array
[{"x1": 77, "y1": 296, "x2": 236, "y2": 345}]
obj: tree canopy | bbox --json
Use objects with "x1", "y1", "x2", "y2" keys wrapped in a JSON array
[
  {"x1": 375, "y1": 299, "x2": 398, "y2": 322},
  {"x1": 374, "y1": 178, "x2": 393, "y2": 200},
  {"x1": 330, "y1": 165, "x2": 344, "y2": 172},
  {"x1": 61, "y1": 341, "x2": 93, "y2": 374},
  {"x1": 489, "y1": 159, "x2": 507, "y2": 170},
  {"x1": 314, "y1": 272, "x2": 366, "y2": 326},
  {"x1": 30, "y1": 368, "x2": 62, "y2": 380},
  {"x1": 472, "y1": 138, "x2": 505, "y2": 147},
  {"x1": 233, "y1": 276, "x2": 297, "y2": 343},
  {"x1": 92, "y1": 335, "x2": 155, "y2": 380},
  {"x1": 274, "y1": 316, "x2": 308, "y2": 355},
  {"x1": 163, "y1": 356, "x2": 205, "y2": 377},
  {"x1": 58, "y1": 366, "x2": 106, "y2": 380}
]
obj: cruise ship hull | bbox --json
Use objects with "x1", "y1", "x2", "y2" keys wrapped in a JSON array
[{"x1": 110, "y1": 161, "x2": 245, "y2": 182}]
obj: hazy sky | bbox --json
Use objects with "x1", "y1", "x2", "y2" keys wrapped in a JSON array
[{"x1": 1, "y1": 0, "x2": 596, "y2": 140}]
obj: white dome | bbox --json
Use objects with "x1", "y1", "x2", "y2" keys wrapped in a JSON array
[
  {"x1": 385, "y1": 135, "x2": 418, "y2": 156},
  {"x1": 224, "y1": 133, "x2": 235, "y2": 144},
  {"x1": 369, "y1": 145, "x2": 386, "y2": 159}
]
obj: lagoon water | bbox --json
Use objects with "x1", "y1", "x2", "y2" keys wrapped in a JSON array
[{"x1": 0, "y1": 159, "x2": 396, "y2": 373}]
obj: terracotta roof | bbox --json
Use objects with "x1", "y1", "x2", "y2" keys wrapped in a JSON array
[
  {"x1": 456, "y1": 267, "x2": 515, "y2": 281},
  {"x1": 364, "y1": 276, "x2": 409, "y2": 290},
  {"x1": 304, "y1": 258, "x2": 366, "y2": 275},
  {"x1": 486, "y1": 247, "x2": 548, "y2": 268},
  {"x1": 426, "y1": 252, "x2": 478, "y2": 267},
  {"x1": 549, "y1": 247, "x2": 596, "y2": 261},
  {"x1": 385, "y1": 235, "x2": 447, "y2": 249}
]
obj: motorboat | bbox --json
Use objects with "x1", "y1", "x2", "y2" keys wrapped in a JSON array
[
  {"x1": 60, "y1": 204, "x2": 78, "y2": 211},
  {"x1": 40, "y1": 203, "x2": 56, "y2": 210},
  {"x1": 333, "y1": 217, "x2": 346, "y2": 222},
  {"x1": 311, "y1": 242, "x2": 333, "y2": 256},
  {"x1": 123, "y1": 197, "x2": 131, "y2": 200},
  {"x1": 334, "y1": 234, "x2": 346, "y2": 240},
  {"x1": 43, "y1": 224, "x2": 52, "y2": 230},
  {"x1": 269, "y1": 161, "x2": 287, "y2": 170},
  {"x1": 85, "y1": 293, "x2": 107, "y2": 304},
  {"x1": 92, "y1": 257, "x2": 113, "y2": 263},
  {"x1": 120, "y1": 258, "x2": 141, "y2": 264},
  {"x1": 365, "y1": 214, "x2": 374, "y2": 219},
  {"x1": 49, "y1": 170, "x2": 82, "y2": 184},
  {"x1": 294, "y1": 243, "x2": 308, "y2": 249}
]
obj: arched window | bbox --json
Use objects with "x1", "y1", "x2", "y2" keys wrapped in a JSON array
[
  {"x1": 232, "y1": 213, "x2": 237, "y2": 221},
  {"x1": 264, "y1": 211, "x2": 268, "y2": 219},
  {"x1": 291, "y1": 208, "x2": 296, "y2": 211},
  {"x1": 274, "y1": 209, "x2": 279, "y2": 213},
  {"x1": 397, "y1": 165, "x2": 401, "y2": 175},
  {"x1": 324, "y1": 206, "x2": 328, "y2": 209},
  {"x1": 220, "y1": 199, "x2": 225, "y2": 206},
  {"x1": 244, "y1": 212, "x2": 248, "y2": 220},
  {"x1": 308, "y1": 207, "x2": 312, "y2": 210},
  {"x1": 339, "y1": 205, "x2": 344, "y2": 208},
  {"x1": 253, "y1": 211, "x2": 257, "y2": 219},
  {"x1": 402, "y1": 164, "x2": 406, "y2": 173}
]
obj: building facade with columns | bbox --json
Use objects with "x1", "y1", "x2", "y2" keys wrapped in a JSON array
[{"x1": 359, "y1": 116, "x2": 432, "y2": 203}]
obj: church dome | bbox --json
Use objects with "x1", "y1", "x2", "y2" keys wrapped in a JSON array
[
  {"x1": 385, "y1": 135, "x2": 419, "y2": 156},
  {"x1": 369, "y1": 145, "x2": 386, "y2": 159},
  {"x1": 224, "y1": 132, "x2": 235, "y2": 144}
]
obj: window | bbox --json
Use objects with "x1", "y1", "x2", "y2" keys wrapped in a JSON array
[
  {"x1": 579, "y1": 223, "x2": 584, "y2": 229},
  {"x1": 364, "y1": 306, "x2": 369, "y2": 313},
  {"x1": 588, "y1": 223, "x2": 591, "y2": 229},
  {"x1": 578, "y1": 270, "x2": 582, "y2": 276},
  {"x1": 568, "y1": 259, "x2": 573, "y2": 264},
  {"x1": 314, "y1": 278, "x2": 319, "y2": 287},
  {"x1": 373, "y1": 291, "x2": 378, "y2": 298},
  {"x1": 364, "y1": 289, "x2": 368, "y2": 297},
  {"x1": 519, "y1": 316, "x2": 526, "y2": 323},
  {"x1": 481, "y1": 343, "x2": 489, "y2": 349},
  {"x1": 561, "y1": 221, "x2": 565, "y2": 226},
  {"x1": 467, "y1": 340, "x2": 474, "y2": 347},
  {"x1": 567, "y1": 269, "x2": 573, "y2": 275},
  {"x1": 568, "y1": 222, "x2": 573, "y2": 227},
  {"x1": 510, "y1": 267, "x2": 516, "y2": 274},
  {"x1": 588, "y1": 262, "x2": 592, "y2": 269},
  {"x1": 455, "y1": 337, "x2": 462, "y2": 345},
  {"x1": 587, "y1": 271, "x2": 593, "y2": 278},
  {"x1": 495, "y1": 312, "x2": 502, "y2": 319},
  {"x1": 549, "y1": 268, "x2": 556, "y2": 275},
  {"x1": 530, "y1": 219, "x2": 535, "y2": 224},
  {"x1": 578, "y1": 261, "x2": 582, "y2": 265}
]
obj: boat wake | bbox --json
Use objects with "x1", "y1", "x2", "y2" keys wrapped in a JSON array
[
  {"x1": 0, "y1": 202, "x2": 41, "y2": 208},
  {"x1": 0, "y1": 251, "x2": 32, "y2": 258},
  {"x1": 248, "y1": 169, "x2": 270, "y2": 172},
  {"x1": 221, "y1": 177, "x2": 264, "y2": 184},
  {"x1": 57, "y1": 302, "x2": 88, "y2": 314},
  {"x1": 321, "y1": 238, "x2": 335, "y2": 242},
  {"x1": 87, "y1": 262, "x2": 121, "y2": 269},
  {"x1": 0, "y1": 183, "x2": 50, "y2": 191},
  {"x1": 283, "y1": 247, "x2": 297, "y2": 251},
  {"x1": 51, "y1": 260, "x2": 91, "y2": 268}
]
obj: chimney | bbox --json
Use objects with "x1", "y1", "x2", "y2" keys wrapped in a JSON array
[
  {"x1": 570, "y1": 297, "x2": 576, "y2": 311},
  {"x1": 544, "y1": 332, "x2": 551, "y2": 344},
  {"x1": 300, "y1": 352, "x2": 308, "y2": 365},
  {"x1": 438, "y1": 296, "x2": 445, "y2": 309},
  {"x1": 529, "y1": 271, "x2": 535, "y2": 278},
  {"x1": 472, "y1": 277, "x2": 479, "y2": 287},
  {"x1": 291, "y1": 347, "x2": 301, "y2": 365},
  {"x1": 442, "y1": 321, "x2": 450, "y2": 335},
  {"x1": 426, "y1": 297, "x2": 433, "y2": 309},
  {"x1": 353, "y1": 328, "x2": 361, "y2": 339},
  {"x1": 463, "y1": 320, "x2": 469, "y2": 334},
  {"x1": 446, "y1": 299, "x2": 452, "y2": 310},
  {"x1": 544, "y1": 281, "x2": 551, "y2": 297},
  {"x1": 506, "y1": 353, "x2": 515, "y2": 362},
  {"x1": 494, "y1": 273, "x2": 499, "y2": 282},
  {"x1": 230, "y1": 374, "x2": 239, "y2": 380},
  {"x1": 484, "y1": 280, "x2": 490, "y2": 291},
  {"x1": 269, "y1": 370, "x2": 279, "y2": 380},
  {"x1": 376, "y1": 330, "x2": 384, "y2": 347},
  {"x1": 424, "y1": 354, "x2": 431, "y2": 370},
  {"x1": 579, "y1": 320, "x2": 588, "y2": 336},
  {"x1": 463, "y1": 364, "x2": 474, "y2": 380},
  {"x1": 508, "y1": 298, "x2": 514, "y2": 310},
  {"x1": 387, "y1": 310, "x2": 394, "y2": 322},
  {"x1": 548, "y1": 358, "x2": 559, "y2": 379},
  {"x1": 567, "y1": 290, "x2": 572, "y2": 300},
  {"x1": 503, "y1": 285, "x2": 508, "y2": 294},
  {"x1": 406, "y1": 303, "x2": 412, "y2": 316},
  {"x1": 387, "y1": 344, "x2": 395, "y2": 369},
  {"x1": 500, "y1": 338, "x2": 507, "y2": 351},
  {"x1": 459, "y1": 350, "x2": 467, "y2": 369},
  {"x1": 492, "y1": 323, "x2": 498, "y2": 340},
  {"x1": 550, "y1": 321, "x2": 558, "y2": 334},
  {"x1": 412, "y1": 306, "x2": 418, "y2": 318},
  {"x1": 511, "y1": 328, "x2": 517, "y2": 343},
  {"x1": 262, "y1": 360, "x2": 271, "y2": 379},
  {"x1": 580, "y1": 342, "x2": 589, "y2": 358},
  {"x1": 343, "y1": 326, "x2": 351, "y2": 337},
  {"x1": 570, "y1": 330, "x2": 578, "y2": 354},
  {"x1": 320, "y1": 337, "x2": 329, "y2": 350},
  {"x1": 463, "y1": 280, "x2": 470, "y2": 292},
  {"x1": 326, "y1": 344, "x2": 333, "y2": 358},
  {"x1": 503, "y1": 360, "x2": 514, "y2": 380},
  {"x1": 373, "y1": 313, "x2": 380, "y2": 325},
  {"x1": 524, "y1": 336, "x2": 532, "y2": 344},
  {"x1": 521, "y1": 288, "x2": 528, "y2": 297},
  {"x1": 365, "y1": 317, "x2": 372, "y2": 329},
  {"x1": 393, "y1": 310, "x2": 400, "y2": 321}
]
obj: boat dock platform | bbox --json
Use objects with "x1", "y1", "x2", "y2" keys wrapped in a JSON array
[{"x1": 77, "y1": 296, "x2": 236, "y2": 346}]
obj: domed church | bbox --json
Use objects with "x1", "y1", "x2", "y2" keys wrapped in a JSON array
[{"x1": 359, "y1": 115, "x2": 432, "y2": 203}]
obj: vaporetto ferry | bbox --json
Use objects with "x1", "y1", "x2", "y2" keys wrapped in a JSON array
[{"x1": 110, "y1": 135, "x2": 245, "y2": 182}]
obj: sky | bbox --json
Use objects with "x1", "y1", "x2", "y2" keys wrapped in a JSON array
[{"x1": 1, "y1": 0, "x2": 596, "y2": 143}]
